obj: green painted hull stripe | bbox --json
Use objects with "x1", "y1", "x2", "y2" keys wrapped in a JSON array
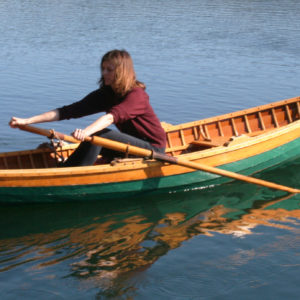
[{"x1": 1, "y1": 137, "x2": 300, "y2": 202}]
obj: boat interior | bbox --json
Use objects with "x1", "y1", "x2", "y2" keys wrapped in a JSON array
[{"x1": 1, "y1": 97, "x2": 300, "y2": 170}]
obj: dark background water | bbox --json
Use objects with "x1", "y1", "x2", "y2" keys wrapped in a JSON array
[{"x1": 1, "y1": 0, "x2": 300, "y2": 299}]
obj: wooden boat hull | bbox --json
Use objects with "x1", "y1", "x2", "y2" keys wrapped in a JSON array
[
  {"x1": 1, "y1": 96, "x2": 300, "y2": 203},
  {"x1": 1, "y1": 123, "x2": 300, "y2": 203}
]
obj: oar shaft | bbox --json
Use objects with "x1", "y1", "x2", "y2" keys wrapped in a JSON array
[
  {"x1": 176, "y1": 157, "x2": 300, "y2": 194},
  {"x1": 90, "y1": 136, "x2": 153, "y2": 158},
  {"x1": 95, "y1": 136, "x2": 300, "y2": 194}
]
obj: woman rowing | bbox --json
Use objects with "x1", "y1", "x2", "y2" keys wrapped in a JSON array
[{"x1": 9, "y1": 49, "x2": 166, "y2": 166}]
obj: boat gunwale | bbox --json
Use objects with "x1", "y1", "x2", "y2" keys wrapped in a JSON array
[{"x1": 164, "y1": 96, "x2": 300, "y2": 132}]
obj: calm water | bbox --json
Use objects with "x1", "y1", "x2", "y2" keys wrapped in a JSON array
[{"x1": 1, "y1": 0, "x2": 300, "y2": 299}]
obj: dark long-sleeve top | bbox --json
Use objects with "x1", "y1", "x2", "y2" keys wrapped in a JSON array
[{"x1": 57, "y1": 86, "x2": 166, "y2": 149}]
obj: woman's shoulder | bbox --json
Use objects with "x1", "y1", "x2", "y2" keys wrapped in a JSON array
[
  {"x1": 128, "y1": 87, "x2": 148, "y2": 97},
  {"x1": 124, "y1": 87, "x2": 149, "y2": 104}
]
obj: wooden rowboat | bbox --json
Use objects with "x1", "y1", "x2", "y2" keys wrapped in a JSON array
[{"x1": 1, "y1": 96, "x2": 300, "y2": 203}]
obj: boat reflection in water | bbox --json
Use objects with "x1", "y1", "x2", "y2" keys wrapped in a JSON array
[
  {"x1": 1, "y1": 159, "x2": 300, "y2": 295},
  {"x1": 69, "y1": 189, "x2": 299, "y2": 281}
]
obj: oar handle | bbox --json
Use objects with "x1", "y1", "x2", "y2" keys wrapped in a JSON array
[{"x1": 18, "y1": 125, "x2": 79, "y2": 144}]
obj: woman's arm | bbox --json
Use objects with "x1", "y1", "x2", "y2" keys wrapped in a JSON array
[
  {"x1": 72, "y1": 113, "x2": 114, "y2": 141},
  {"x1": 9, "y1": 109, "x2": 60, "y2": 128}
]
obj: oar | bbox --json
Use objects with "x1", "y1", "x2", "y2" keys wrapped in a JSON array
[{"x1": 18, "y1": 124, "x2": 300, "y2": 194}]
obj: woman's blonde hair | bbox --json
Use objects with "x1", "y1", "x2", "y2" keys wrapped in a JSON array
[{"x1": 99, "y1": 49, "x2": 145, "y2": 96}]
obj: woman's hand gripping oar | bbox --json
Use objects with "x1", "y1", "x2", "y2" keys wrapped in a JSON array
[{"x1": 18, "y1": 124, "x2": 300, "y2": 194}]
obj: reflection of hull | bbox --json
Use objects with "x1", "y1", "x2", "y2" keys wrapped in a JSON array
[
  {"x1": 1, "y1": 96, "x2": 300, "y2": 203},
  {"x1": 0, "y1": 172, "x2": 297, "y2": 240},
  {"x1": 1, "y1": 177, "x2": 300, "y2": 283}
]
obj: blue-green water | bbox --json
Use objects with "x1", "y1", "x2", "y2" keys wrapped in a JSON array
[{"x1": 1, "y1": 0, "x2": 300, "y2": 299}]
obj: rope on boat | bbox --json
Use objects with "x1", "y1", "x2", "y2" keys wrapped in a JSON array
[{"x1": 49, "y1": 129, "x2": 65, "y2": 166}]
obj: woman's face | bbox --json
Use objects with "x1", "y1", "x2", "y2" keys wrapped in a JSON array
[{"x1": 101, "y1": 61, "x2": 116, "y2": 86}]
